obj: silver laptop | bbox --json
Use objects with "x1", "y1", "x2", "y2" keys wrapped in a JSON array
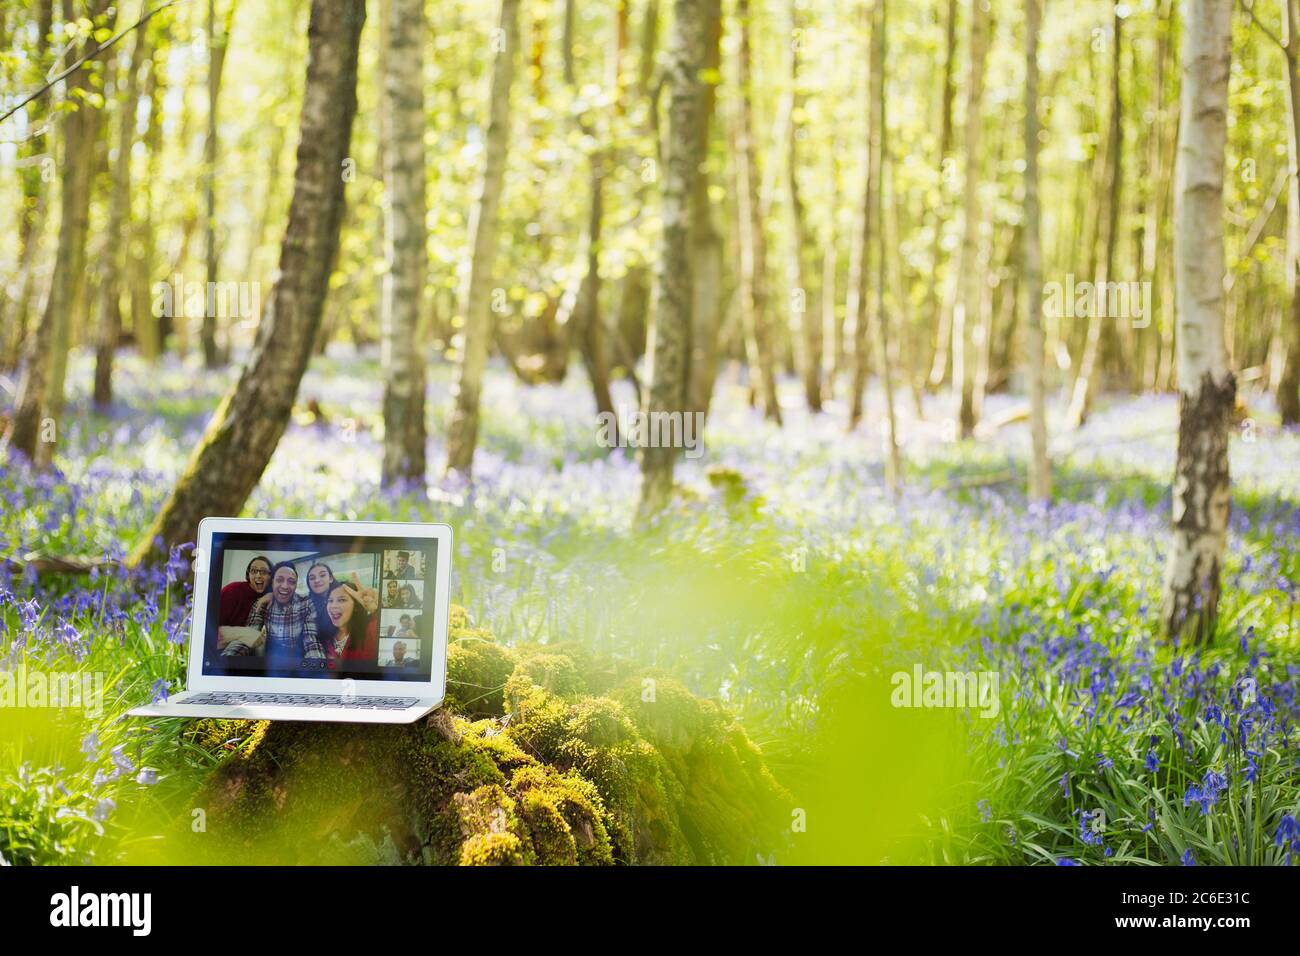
[{"x1": 129, "y1": 518, "x2": 449, "y2": 724}]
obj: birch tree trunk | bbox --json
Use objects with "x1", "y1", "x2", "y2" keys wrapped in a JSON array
[
  {"x1": 1162, "y1": 0, "x2": 1235, "y2": 642},
  {"x1": 1279, "y1": 0, "x2": 1300, "y2": 426},
  {"x1": 847, "y1": 0, "x2": 883, "y2": 431},
  {"x1": 952, "y1": 0, "x2": 989, "y2": 439},
  {"x1": 866, "y1": 0, "x2": 901, "y2": 492},
  {"x1": 6, "y1": 0, "x2": 112, "y2": 465},
  {"x1": 380, "y1": 0, "x2": 429, "y2": 487},
  {"x1": 1025, "y1": 0, "x2": 1051, "y2": 502},
  {"x1": 93, "y1": 20, "x2": 151, "y2": 410},
  {"x1": 573, "y1": 156, "x2": 617, "y2": 433},
  {"x1": 130, "y1": 0, "x2": 367, "y2": 561},
  {"x1": 927, "y1": 0, "x2": 960, "y2": 390},
  {"x1": 639, "y1": 0, "x2": 706, "y2": 514},
  {"x1": 735, "y1": 0, "x2": 782, "y2": 425},
  {"x1": 685, "y1": 0, "x2": 723, "y2": 420},
  {"x1": 132, "y1": 31, "x2": 166, "y2": 363},
  {"x1": 787, "y1": 0, "x2": 821, "y2": 413},
  {"x1": 0, "y1": 0, "x2": 53, "y2": 373},
  {"x1": 445, "y1": 0, "x2": 520, "y2": 476},
  {"x1": 201, "y1": 0, "x2": 235, "y2": 368},
  {"x1": 1067, "y1": 0, "x2": 1123, "y2": 429}
]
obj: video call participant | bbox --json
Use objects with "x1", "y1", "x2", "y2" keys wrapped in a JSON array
[
  {"x1": 323, "y1": 579, "x2": 379, "y2": 663},
  {"x1": 218, "y1": 555, "x2": 272, "y2": 627},
  {"x1": 385, "y1": 551, "x2": 417, "y2": 580},
  {"x1": 384, "y1": 640, "x2": 415, "y2": 668},
  {"x1": 384, "y1": 580, "x2": 401, "y2": 607},
  {"x1": 306, "y1": 561, "x2": 339, "y2": 641},
  {"x1": 399, "y1": 584, "x2": 419, "y2": 608},
  {"x1": 395, "y1": 614, "x2": 417, "y2": 639},
  {"x1": 247, "y1": 561, "x2": 326, "y2": 666}
]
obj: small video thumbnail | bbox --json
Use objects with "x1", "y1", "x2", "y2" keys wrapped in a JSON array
[
  {"x1": 382, "y1": 549, "x2": 425, "y2": 581},
  {"x1": 381, "y1": 578, "x2": 424, "y2": 609}
]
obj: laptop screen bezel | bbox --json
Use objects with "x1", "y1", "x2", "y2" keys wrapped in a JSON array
[{"x1": 186, "y1": 517, "x2": 450, "y2": 699}]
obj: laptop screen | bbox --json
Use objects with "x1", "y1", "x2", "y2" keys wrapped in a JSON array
[{"x1": 201, "y1": 531, "x2": 439, "y2": 682}]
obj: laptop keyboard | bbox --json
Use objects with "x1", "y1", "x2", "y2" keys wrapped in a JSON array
[{"x1": 180, "y1": 692, "x2": 420, "y2": 710}]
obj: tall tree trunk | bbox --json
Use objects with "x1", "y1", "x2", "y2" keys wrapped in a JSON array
[
  {"x1": 821, "y1": 132, "x2": 843, "y2": 400},
  {"x1": 866, "y1": 0, "x2": 901, "y2": 491},
  {"x1": 1067, "y1": 0, "x2": 1123, "y2": 429},
  {"x1": 1025, "y1": 0, "x2": 1051, "y2": 502},
  {"x1": 129, "y1": 0, "x2": 367, "y2": 562},
  {"x1": 926, "y1": 0, "x2": 960, "y2": 390},
  {"x1": 6, "y1": 0, "x2": 111, "y2": 465},
  {"x1": 886, "y1": 172, "x2": 924, "y2": 419},
  {"x1": 445, "y1": 0, "x2": 520, "y2": 476},
  {"x1": 734, "y1": 0, "x2": 781, "y2": 424},
  {"x1": 639, "y1": 0, "x2": 707, "y2": 514},
  {"x1": 94, "y1": 19, "x2": 151, "y2": 410},
  {"x1": 848, "y1": 0, "x2": 884, "y2": 432},
  {"x1": 1162, "y1": 0, "x2": 1235, "y2": 643},
  {"x1": 568, "y1": 4, "x2": 624, "y2": 437},
  {"x1": 787, "y1": 0, "x2": 821, "y2": 413},
  {"x1": 380, "y1": 0, "x2": 428, "y2": 487},
  {"x1": 132, "y1": 29, "x2": 167, "y2": 363},
  {"x1": 1279, "y1": 0, "x2": 1300, "y2": 425},
  {"x1": 952, "y1": 0, "x2": 989, "y2": 438},
  {"x1": 1140, "y1": 0, "x2": 1174, "y2": 393},
  {"x1": 686, "y1": 0, "x2": 723, "y2": 420},
  {"x1": 202, "y1": 0, "x2": 236, "y2": 368},
  {"x1": 0, "y1": 0, "x2": 54, "y2": 373},
  {"x1": 575, "y1": 156, "x2": 618, "y2": 432}
]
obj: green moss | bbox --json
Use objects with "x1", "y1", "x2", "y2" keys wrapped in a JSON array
[
  {"x1": 446, "y1": 639, "x2": 515, "y2": 716},
  {"x1": 509, "y1": 649, "x2": 587, "y2": 699},
  {"x1": 610, "y1": 676, "x2": 791, "y2": 864},
  {"x1": 170, "y1": 605, "x2": 785, "y2": 866}
]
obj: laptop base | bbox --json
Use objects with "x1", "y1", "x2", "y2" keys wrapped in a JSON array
[{"x1": 129, "y1": 691, "x2": 439, "y2": 724}]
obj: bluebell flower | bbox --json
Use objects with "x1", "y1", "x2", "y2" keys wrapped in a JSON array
[
  {"x1": 93, "y1": 798, "x2": 116, "y2": 823},
  {"x1": 1274, "y1": 813, "x2": 1297, "y2": 848},
  {"x1": 1181, "y1": 848, "x2": 1195, "y2": 866},
  {"x1": 110, "y1": 745, "x2": 135, "y2": 778},
  {"x1": 1145, "y1": 750, "x2": 1159, "y2": 772},
  {"x1": 1056, "y1": 857, "x2": 1080, "y2": 866},
  {"x1": 977, "y1": 799, "x2": 992, "y2": 823}
]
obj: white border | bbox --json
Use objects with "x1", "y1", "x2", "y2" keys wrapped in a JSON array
[{"x1": 188, "y1": 517, "x2": 450, "y2": 702}]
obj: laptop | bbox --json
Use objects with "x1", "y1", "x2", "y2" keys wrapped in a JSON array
[{"x1": 129, "y1": 517, "x2": 450, "y2": 724}]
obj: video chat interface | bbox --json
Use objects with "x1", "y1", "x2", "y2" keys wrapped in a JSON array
[{"x1": 202, "y1": 532, "x2": 438, "y2": 682}]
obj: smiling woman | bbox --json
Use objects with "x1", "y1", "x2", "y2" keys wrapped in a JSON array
[{"x1": 217, "y1": 553, "x2": 271, "y2": 628}]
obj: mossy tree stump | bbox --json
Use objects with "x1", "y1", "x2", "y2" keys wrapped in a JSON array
[{"x1": 181, "y1": 607, "x2": 789, "y2": 865}]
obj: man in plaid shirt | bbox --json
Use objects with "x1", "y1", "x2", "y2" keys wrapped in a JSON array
[{"x1": 247, "y1": 561, "x2": 326, "y2": 665}]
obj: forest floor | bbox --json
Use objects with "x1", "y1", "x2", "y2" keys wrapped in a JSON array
[{"x1": 1, "y1": 348, "x2": 1298, "y2": 864}]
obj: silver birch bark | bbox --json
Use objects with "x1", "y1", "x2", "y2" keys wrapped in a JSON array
[
  {"x1": 380, "y1": 0, "x2": 429, "y2": 487},
  {"x1": 1162, "y1": 0, "x2": 1235, "y2": 642},
  {"x1": 445, "y1": 0, "x2": 520, "y2": 476},
  {"x1": 952, "y1": 0, "x2": 989, "y2": 438},
  {"x1": 639, "y1": 0, "x2": 706, "y2": 513}
]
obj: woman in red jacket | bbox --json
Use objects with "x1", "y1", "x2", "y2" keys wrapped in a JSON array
[
  {"x1": 322, "y1": 577, "x2": 380, "y2": 663},
  {"x1": 218, "y1": 555, "x2": 272, "y2": 628}
]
